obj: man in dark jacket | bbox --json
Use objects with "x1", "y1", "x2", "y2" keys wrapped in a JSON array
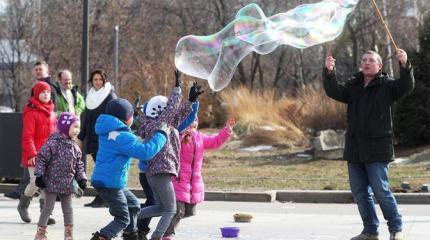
[
  {"x1": 32, "y1": 60, "x2": 60, "y2": 108},
  {"x1": 323, "y1": 49, "x2": 414, "y2": 240}
]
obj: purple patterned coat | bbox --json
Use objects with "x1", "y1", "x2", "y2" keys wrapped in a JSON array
[
  {"x1": 35, "y1": 132, "x2": 87, "y2": 194},
  {"x1": 139, "y1": 87, "x2": 192, "y2": 177}
]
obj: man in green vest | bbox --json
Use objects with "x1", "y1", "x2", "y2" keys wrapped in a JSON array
[{"x1": 56, "y1": 69, "x2": 85, "y2": 116}]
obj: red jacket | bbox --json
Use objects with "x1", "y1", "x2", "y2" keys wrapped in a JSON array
[{"x1": 21, "y1": 98, "x2": 56, "y2": 167}]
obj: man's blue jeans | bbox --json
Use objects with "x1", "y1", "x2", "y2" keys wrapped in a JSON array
[
  {"x1": 95, "y1": 187, "x2": 141, "y2": 238},
  {"x1": 348, "y1": 162, "x2": 402, "y2": 235}
]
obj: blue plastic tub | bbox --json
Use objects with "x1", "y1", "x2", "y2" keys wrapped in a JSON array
[{"x1": 220, "y1": 227, "x2": 240, "y2": 238}]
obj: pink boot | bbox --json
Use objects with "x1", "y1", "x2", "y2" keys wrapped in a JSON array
[
  {"x1": 64, "y1": 224, "x2": 73, "y2": 240},
  {"x1": 34, "y1": 225, "x2": 48, "y2": 240}
]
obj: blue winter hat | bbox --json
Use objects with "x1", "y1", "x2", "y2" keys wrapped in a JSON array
[{"x1": 105, "y1": 98, "x2": 134, "y2": 122}]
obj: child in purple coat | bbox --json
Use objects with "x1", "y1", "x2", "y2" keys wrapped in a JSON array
[
  {"x1": 34, "y1": 112, "x2": 87, "y2": 240},
  {"x1": 138, "y1": 71, "x2": 202, "y2": 240}
]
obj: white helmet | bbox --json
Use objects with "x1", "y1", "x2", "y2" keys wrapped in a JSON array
[{"x1": 144, "y1": 95, "x2": 168, "y2": 118}]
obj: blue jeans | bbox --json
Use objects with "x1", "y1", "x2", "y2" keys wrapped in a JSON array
[
  {"x1": 95, "y1": 187, "x2": 141, "y2": 238},
  {"x1": 348, "y1": 162, "x2": 402, "y2": 235}
]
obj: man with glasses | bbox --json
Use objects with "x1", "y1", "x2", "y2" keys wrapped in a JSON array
[{"x1": 56, "y1": 69, "x2": 85, "y2": 117}]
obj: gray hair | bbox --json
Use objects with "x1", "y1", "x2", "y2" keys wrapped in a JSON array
[{"x1": 58, "y1": 69, "x2": 72, "y2": 79}]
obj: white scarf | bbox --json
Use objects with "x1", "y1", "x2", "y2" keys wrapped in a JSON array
[{"x1": 85, "y1": 82, "x2": 112, "y2": 110}]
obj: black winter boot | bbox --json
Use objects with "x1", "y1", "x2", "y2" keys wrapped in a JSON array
[
  {"x1": 84, "y1": 195, "x2": 108, "y2": 208},
  {"x1": 138, "y1": 229, "x2": 149, "y2": 240},
  {"x1": 122, "y1": 231, "x2": 139, "y2": 240},
  {"x1": 90, "y1": 231, "x2": 110, "y2": 240}
]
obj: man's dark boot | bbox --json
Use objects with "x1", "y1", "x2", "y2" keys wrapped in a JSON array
[
  {"x1": 39, "y1": 198, "x2": 56, "y2": 225},
  {"x1": 122, "y1": 231, "x2": 139, "y2": 240},
  {"x1": 5, "y1": 190, "x2": 21, "y2": 199},
  {"x1": 17, "y1": 194, "x2": 32, "y2": 223},
  {"x1": 84, "y1": 195, "x2": 108, "y2": 208},
  {"x1": 138, "y1": 229, "x2": 149, "y2": 240},
  {"x1": 90, "y1": 231, "x2": 110, "y2": 240}
]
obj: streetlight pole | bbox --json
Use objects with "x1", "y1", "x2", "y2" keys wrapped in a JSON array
[
  {"x1": 81, "y1": 0, "x2": 89, "y2": 97},
  {"x1": 114, "y1": 25, "x2": 119, "y2": 93}
]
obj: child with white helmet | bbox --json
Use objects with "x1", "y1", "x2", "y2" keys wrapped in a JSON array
[{"x1": 137, "y1": 70, "x2": 203, "y2": 240}]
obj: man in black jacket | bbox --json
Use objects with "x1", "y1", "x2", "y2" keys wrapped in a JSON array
[
  {"x1": 323, "y1": 49, "x2": 414, "y2": 240},
  {"x1": 31, "y1": 60, "x2": 60, "y2": 109}
]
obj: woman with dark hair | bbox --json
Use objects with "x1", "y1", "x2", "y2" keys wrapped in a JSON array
[{"x1": 77, "y1": 69, "x2": 116, "y2": 208}]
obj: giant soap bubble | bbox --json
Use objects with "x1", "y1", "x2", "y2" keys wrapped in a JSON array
[{"x1": 175, "y1": 0, "x2": 359, "y2": 91}]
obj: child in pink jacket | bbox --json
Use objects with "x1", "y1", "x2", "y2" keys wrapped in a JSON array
[{"x1": 163, "y1": 118, "x2": 235, "y2": 239}]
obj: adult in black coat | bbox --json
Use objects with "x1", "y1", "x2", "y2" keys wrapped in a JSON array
[
  {"x1": 323, "y1": 49, "x2": 414, "y2": 240},
  {"x1": 31, "y1": 60, "x2": 60, "y2": 110},
  {"x1": 77, "y1": 69, "x2": 116, "y2": 208}
]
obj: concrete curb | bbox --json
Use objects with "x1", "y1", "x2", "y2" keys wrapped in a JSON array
[
  {"x1": 1, "y1": 183, "x2": 429, "y2": 204},
  {"x1": 206, "y1": 190, "x2": 277, "y2": 202},
  {"x1": 275, "y1": 190, "x2": 430, "y2": 204},
  {"x1": 276, "y1": 190, "x2": 354, "y2": 203}
]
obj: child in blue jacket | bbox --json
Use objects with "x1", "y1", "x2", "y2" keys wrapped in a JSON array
[{"x1": 90, "y1": 98, "x2": 169, "y2": 240}]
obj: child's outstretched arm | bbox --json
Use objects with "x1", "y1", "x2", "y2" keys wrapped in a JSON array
[
  {"x1": 154, "y1": 70, "x2": 184, "y2": 126},
  {"x1": 175, "y1": 81, "x2": 204, "y2": 128},
  {"x1": 120, "y1": 126, "x2": 169, "y2": 161},
  {"x1": 202, "y1": 118, "x2": 235, "y2": 150},
  {"x1": 177, "y1": 101, "x2": 199, "y2": 133}
]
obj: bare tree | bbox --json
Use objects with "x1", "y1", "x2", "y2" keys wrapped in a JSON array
[
  {"x1": 1, "y1": 0, "x2": 426, "y2": 111},
  {"x1": 0, "y1": 0, "x2": 37, "y2": 110}
]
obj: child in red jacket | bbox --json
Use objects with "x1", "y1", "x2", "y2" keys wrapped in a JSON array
[
  {"x1": 17, "y1": 81, "x2": 57, "y2": 224},
  {"x1": 163, "y1": 117, "x2": 235, "y2": 239}
]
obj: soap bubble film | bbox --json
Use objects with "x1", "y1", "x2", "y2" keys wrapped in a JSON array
[{"x1": 175, "y1": 0, "x2": 359, "y2": 91}]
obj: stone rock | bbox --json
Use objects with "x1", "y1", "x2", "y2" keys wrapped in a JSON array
[
  {"x1": 401, "y1": 182, "x2": 411, "y2": 191},
  {"x1": 313, "y1": 129, "x2": 345, "y2": 160}
]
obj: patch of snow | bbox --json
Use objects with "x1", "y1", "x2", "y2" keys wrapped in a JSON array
[
  {"x1": 259, "y1": 125, "x2": 275, "y2": 131},
  {"x1": 394, "y1": 157, "x2": 410, "y2": 165},
  {"x1": 241, "y1": 145, "x2": 273, "y2": 152},
  {"x1": 296, "y1": 153, "x2": 312, "y2": 159}
]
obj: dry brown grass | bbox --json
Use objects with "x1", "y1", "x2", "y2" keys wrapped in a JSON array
[
  {"x1": 218, "y1": 84, "x2": 347, "y2": 146},
  {"x1": 220, "y1": 86, "x2": 306, "y2": 147},
  {"x1": 298, "y1": 83, "x2": 347, "y2": 131}
]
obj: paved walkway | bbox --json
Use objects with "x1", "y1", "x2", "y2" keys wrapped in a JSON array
[{"x1": 1, "y1": 195, "x2": 429, "y2": 239}]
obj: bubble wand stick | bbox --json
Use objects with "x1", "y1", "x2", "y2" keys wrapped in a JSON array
[{"x1": 370, "y1": 0, "x2": 399, "y2": 51}]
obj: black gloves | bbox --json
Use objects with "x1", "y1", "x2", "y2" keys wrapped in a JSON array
[
  {"x1": 77, "y1": 179, "x2": 87, "y2": 190},
  {"x1": 35, "y1": 176, "x2": 46, "y2": 189},
  {"x1": 189, "y1": 81, "x2": 204, "y2": 102},
  {"x1": 175, "y1": 70, "x2": 182, "y2": 87}
]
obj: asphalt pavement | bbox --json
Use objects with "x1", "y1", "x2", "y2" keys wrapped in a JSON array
[{"x1": 1, "y1": 196, "x2": 430, "y2": 240}]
